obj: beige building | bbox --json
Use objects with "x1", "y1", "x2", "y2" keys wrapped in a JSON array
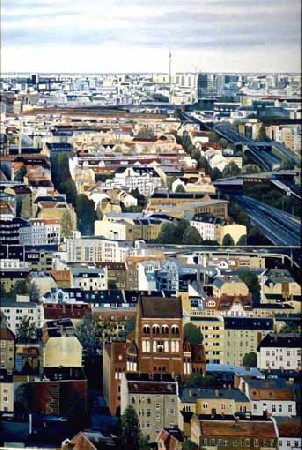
[
  {"x1": 42, "y1": 319, "x2": 82, "y2": 368},
  {"x1": 223, "y1": 317, "x2": 274, "y2": 366},
  {"x1": 188, "y1": 316, "x2": 224, "y2": 364},
  {"x1": 213, "y1": 275, "x2": 249, "y2": 298},
  {"x1": 178, "y1": 387, "x2": 251, "y2": 421},
  {"x1": 95, "y1": 214, "x2": 164, "y2": 241},
  {"x1": 0, "y1": 380, "x2": 14, "y2": 413},
  {"x1": 120, "y1": 373, "x2": 178, "y2": 442}
]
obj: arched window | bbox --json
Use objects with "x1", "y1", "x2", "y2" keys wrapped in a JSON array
[
  {"x1": 161, "y1": 325, "x2": 169, "y2": 334},
  {"x1": 143, "y1": 325, "x2": 150, "y2": 334},
  {"x1": 152, "y1": 324, "x2": 160, "y2": 335},
  {"x1": 171, "y1": 325, "x2": 179, "y2": 335}
]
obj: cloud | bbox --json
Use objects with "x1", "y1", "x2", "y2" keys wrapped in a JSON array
[{"x1": 1, "y1": 0, "x2": 301, "y2": 72}]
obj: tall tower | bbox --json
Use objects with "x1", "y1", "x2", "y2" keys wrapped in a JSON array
[{"x1": 169, "y1": 49, "x2": 172, "y2": 103}]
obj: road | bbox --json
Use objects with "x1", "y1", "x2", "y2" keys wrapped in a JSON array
[{"x1": 233, "y1": 195, "x2": 301, "y2": 246}]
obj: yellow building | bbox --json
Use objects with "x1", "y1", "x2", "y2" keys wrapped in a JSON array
[
  {"x1": 213, "y1": 275, "x2": 249, "y2": 298},
  {"x1": 189, "y1": 316, "x2": 224, "y2": 364},
  {"x1": 178, "y1": 387, "x2": 251, "y2": 432}
]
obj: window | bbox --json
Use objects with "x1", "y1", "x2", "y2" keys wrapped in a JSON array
[
  {"x1": 288, "y1": 405, "x2": 293, "y2": 413},
  {"x1": 143, "y1": 325, "x2": 150, "y2": 334},
  {"x1": 171, "y1": 325, "x2": 179, "y2": 334},
  {"x1": 279, "y1": 404, "x2": 282, "y2": 413},
  {"x1": 233, "y1": 440, "x2": 237, "y2": 446},
  {"x1": 254, "y1": 439, "x2": 259, "y2": 447},
  {"x1": 272, "y1": 404, "x2": 276, "y2": 412}
]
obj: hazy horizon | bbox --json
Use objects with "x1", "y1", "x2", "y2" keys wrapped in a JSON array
[{"x1": 1, "y1": 0, "x2": 301, "y2": 74}]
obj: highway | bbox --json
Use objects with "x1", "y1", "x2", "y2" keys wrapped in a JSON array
[
  {"x1": 233, "y1": 195, "x2": 301, "y2": 246},
  {"x1": 213, "y1": 123, "x2": 299, "y2": 170}
]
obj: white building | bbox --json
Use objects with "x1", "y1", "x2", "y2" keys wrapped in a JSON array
[
  {"x1": 65, "y1": 231, "x2": 133, "y2": 263},
  {"x1": 19, "y1": 218, "x2": 61, "y2": 246},
  {"x1": 71, "y1": 266, "x2": 108, "y2": 291},
  {"x1": 0, "y1": 300, "x2": 43, "y2": 335},
  {"x1": 114, "y1": 166, "x2": 162, "y2": 196},
  {"x1": 257, "y1": 334, "x2": 302, "y2": 371},
  {"x1": 277, "y1": 418, "x2": 301, "y2": 450},
  {"x1": 238, "y1": 377, "x2": 296, "y2": 417}
]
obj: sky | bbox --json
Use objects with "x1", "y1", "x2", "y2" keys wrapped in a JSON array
[{"x1": 1, "y1": 0, "x2": 301, "y2": 73}]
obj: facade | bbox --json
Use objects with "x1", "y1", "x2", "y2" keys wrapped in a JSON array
[
  {"x1": 120, "y1": 373, "x2": 178, "y2": 442},
  {"x1": 223, "y1": 317, "x2": 274, "y2": 366},
  {"x1": 237, "y1": 377, "x2": 296, "y2": 417},
  {"x1": 189, "y1": 316, "x2": 224, "y2": 364},
  {"x1": 276, "y1": 417, "x2": 302, "y2": 450},
  {"x1": 179, "y1": 387, "x2": 251, "y2": 418},
  {"x1": 71, "y1": 266, "x2": 108, "y2": 291},
  {"x1": 19, "y1": 218, "x2": 61, "y2": 246},
  {"x1": 0, "y1": 377, "x2": 14, "y2": 413},
  {"x1": 103, "y1": 342, "x2": 128, "y2": 416},
  {"x1": 0, "y1": 327, "x2": 15, "y2": 371},
  {"x1": 257, "y1": 334, "x2": 302, "y2": 371},
  {"x1": 1, "y1": 300, "x2": 43, "y2": 335},
  {"x1": 213, "y1": 275, "x2": 249, "y2": 298},
  {"x1": 66, "y1": 232, "x2": 133, "y2": 263},
  {"x1": 190, "y1": 415, "x2": 279, "y2": 450}
]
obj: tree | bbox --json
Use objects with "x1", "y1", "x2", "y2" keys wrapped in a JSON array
[
  {"x1": 239, "y1": 272, "x2": 261, "y2": 303},
  {"x1": 137, "y1": 127, "x2": 155, "y2": 139},
  {"x1": 236, "y1": 235, "x2": 247, "y2": 246},
  {"x1": 243, "y1": 352, "x2": 257, "y2": 368},
  {"x1": 60, "y1": 209, "x2": 75, "y2": 238},
  {"x1": 247, "y1": 225, "x2": 271, "y2": 245},
  {"x1": 221, "y1": 162, "x2": 241, "y2": 178},
  {"x1": 75, "y1": 194, "x2": 97, "y2": 235},
  {"x1": 125, "y1": 317, "x2": 136, "y2": 336},
  {"x1": 157, "y1": 222, "x2": 177, "y2": 244},
  {"x1": 183, "y1": 440, "x2": 199, "y2": 450},
  {"x1": 30, "y1": 282, "x2": 40, "y2": 303},
  {"x1": 222, "y1": 234, "x2": 235, "y2": 246},
  {"x1": 11, "y1": 279, "x2": 31, "y2": 297},
  {"x1": 76, "y1": 313, "x2": 102, "y2": 356},
  {"x1": 62, "y1": 389, "x2": 87, "y2": 431},
  {"x1": 183, "y1": 226, "x2": 203, "y2": 245},
  {"x1": 184, "y1": 323, "x2": 203, "y2": 345},
  {"x1": 175, "y1": 184, "x2": 186, "y2": 193},
  {"x1": 120, "y1": 405, "x2": 141, "y2": 450},
  {"x1": 279, "y1": 158, "x2": 295, "y2": 170},
  {"x1": 14, "y1": 383, "x2": 31, "y2": 418},
  {"x1": 211, "y1": 167, "x2": 222, "y2": 180},
  {"x1": 131, "y1": 188, "x2": 147, "y2": 208},
  {"x1": 17, "y1": 316, "x2": 37, "y2": 343}
]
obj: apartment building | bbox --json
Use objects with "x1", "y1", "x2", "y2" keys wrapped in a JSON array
[
  {"x1": 189, "y1": 316, "x2": 224, "y2": 364},
  {"x1": 1, "y1": 299, "x2": 43, "y2": 335},
  {"x1": 190, "y1": 214, "x2": 246, "y2": 244},
  {"x1": 223, "y1": 317, "x2": 274, "y2": 366},
  {"x1": 257, "y1": 334, "x2": 302, "y2": 371},
  {"x1": 0, "y1": 374, "x2": 14, "y2": 413},
  {"x1": 0, "y1": 326, "x2": 15, "y2": 371},
  {"x1": 120, "y1": 373, "x2": 178, "y2": 442},
  {"x1": 19, "y1": 218, "x2": 61, "y2": 246}
]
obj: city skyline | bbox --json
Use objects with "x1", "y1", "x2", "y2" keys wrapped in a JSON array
[{"x1": 1, "y1": 0, "x2": 301, "y2": 74}]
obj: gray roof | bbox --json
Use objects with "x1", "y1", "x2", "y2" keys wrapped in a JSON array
[{"x1": 179, "y1": 388, "x2": 250, "y2": 403}]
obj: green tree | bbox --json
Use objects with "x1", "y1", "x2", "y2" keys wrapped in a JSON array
[
  {"x1": 75, "y1": 194, "x2": 97, "y2": 235},
  {"x1": 183, "y1": 440, "x2": 199, "y2": 450},
  {"x1": 211, "y1": 167, "x2": 222, "y2": 180},
  {"x1": 222, "y1": 233, "x2": 235, "y2": 246},
  {"x1": 17, "y1": 317, "x2": 36, "y2": 343},
  {"x1": 125, "y1": 317, "x2": 136, "y2": 336},
  {"x1": 14, "y1": 383, "x2": 31, "y2": 418},
  {"x1": 279, "y1": 158, "x2": 295, "y2": 170},
  {"x1": 236, "y1": 235, "x2": 247, "y2": 246},
  {"x1": 239, "y1": 272, "x2": 261, "y2": 302},
  {"x1": 157, "y1": 222, "x2": 177, "y2": 244},
  {"x1": 137, "y1": 127, "x2": 155, "y2": 138},
  {"x1": 175, "y1": 184, "x2": 186, "y2": 193},
  {"x1": 120, "y1": 405, "x2": 142, "y2": 450},
  {"x1": 131, "y1": 188, "x2": 147, "y2": 207},
  {"x1": 183, "y1": 226, "x2": 203, "y2": 245},
  {"x1": 191, "y1": 148, "x2": 201, "y2": 161},
  {"x1": 30, "y1": 282, "x2": 40, "y2": 303},
  {"x1": 60, "y1": 209, "x2": 75, "y2": 238},
  {"x1": 247, "y1": 225, "x2": 270, "y2": 245},
  {"x1": 184, "y1": 323, "x2": 203, "y2": 345},
  {"x1": 243, "y1": 352, "x2": 257, "y2": 368},
  {"x1": 76, "y1": 313, "x2": 102, "y2": 356},
  {"x1": 221, "y1": 162, "x2": 241, "y2": 179},
  {"x1": 186, "y1": 372, "x2": 204, "y2": 387}
]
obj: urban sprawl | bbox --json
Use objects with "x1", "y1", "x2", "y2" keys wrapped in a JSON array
[{"x1": 0, "y1": 71, "x2": 301, "y2": 450}]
